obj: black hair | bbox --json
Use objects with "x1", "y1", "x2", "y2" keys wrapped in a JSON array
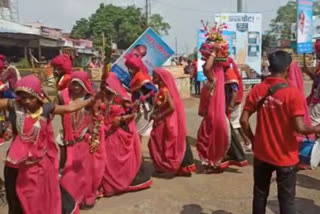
[
  {"x1": 133, "y1": 44, "x2": 147, "y2": 49},
  {"x1": 268, "y1": 50, "x2": 292, "y2": 74}
]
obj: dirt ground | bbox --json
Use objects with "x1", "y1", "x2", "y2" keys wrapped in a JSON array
[{"x1": 0, "y1": 82, "x2": 320, "y2": 214}]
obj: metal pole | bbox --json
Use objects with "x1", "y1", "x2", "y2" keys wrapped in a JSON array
[
  {"x1": 146, "y1": 0, "x2": 149, "y2": 25},
  {"x1": 175, "y1": 36, "x2": 178, "y2": 56},
  {"x1": 237, "y1": 0, "x2": 245, "y2": 12}
]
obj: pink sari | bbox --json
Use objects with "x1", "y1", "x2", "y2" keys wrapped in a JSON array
[
  {"x1": 148, "y1": 68, "x2": 187, "y2": 172},
  {"x1": 197, "y1": 65, "x2": 230, "y2": 166},
  {"x1": 6, "y1": 75, "x2": 61, "y2": 214},
  {"x1": 59, "y1": 89, "x2": 92, "y2": 203},
  {"x1": 288, "y1": 62, "x2": 311, "y2": 125},
  {"x1": 59, "y1": 71, "x2": 105, "y2": 206},
  {"x1": 288, "y1": 62, "x2": 314, "y2": 141},
  {"x1": 101, "y1": 72, "x2": 142, "y2": 196}
]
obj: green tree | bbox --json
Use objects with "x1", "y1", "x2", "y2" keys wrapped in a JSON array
[
  {"x1": 70, "y1": 4, "x2": 170, "y2": 50},
  {"x1": 269, "y1": 0, "x2": 320, "y2": 39},
  {"x1": 71, "y1": 18, "x2": 90, "y2": 39}
]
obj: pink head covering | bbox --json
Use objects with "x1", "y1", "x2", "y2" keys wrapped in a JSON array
[
  {"x1": 70, "y1": 71, "x2": 93, "y2": 94},
  {"x1": 288, "y1": 62, "x2": 312, "y2": 126},
  {"x1": 15, "y1": 75, "x2": 45, "y2": 102},
  {"x1": 125, "y1": 55, "x2": 144, "y2": 71},
  {"x1": 51, "y1": 54, "x2": 72, "y2": 74},
  {"x1": 105, "y1": 72, "x2": 129, "y2": 100},
  {"x1": 125, "y1": 54, "x2": 149, "y2": 76}
]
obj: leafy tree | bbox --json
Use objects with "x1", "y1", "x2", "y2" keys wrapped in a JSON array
[
  {"x1": 268, "y1": 0, "x2": 320, "y2": 39},
  {"x1": 70, "y1": 4, "x2": 171, "y2": 50},
  {"x1": 71, "y1": 18, "x2": 90, "y2": 39},
  {"x1": 262, "y1": 34, "x2": 272, "y2": 51}
]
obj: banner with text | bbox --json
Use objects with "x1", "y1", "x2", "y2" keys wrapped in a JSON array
[
  {"x1": 217, "y1": 13, "x2": 262, "y2": 84},
  {"x1": 112, "y1": 28, "x2": 174, "y2": 86},
  {"x1": 297, "y1": 0, "x2": 313, "y2": 54}
]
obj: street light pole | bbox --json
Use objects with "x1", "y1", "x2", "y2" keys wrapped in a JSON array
[{"x1": 237, "y1": 0, "x2": 246, "y2": 12}]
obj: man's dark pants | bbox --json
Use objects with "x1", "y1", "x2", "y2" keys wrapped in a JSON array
[{"x1": 253, "y1": 158, "x2": 297, "y2": 214}]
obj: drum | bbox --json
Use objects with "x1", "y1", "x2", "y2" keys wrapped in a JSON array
[{"x1": 299, "y1": 139, "x2": 320, "y2": 169}]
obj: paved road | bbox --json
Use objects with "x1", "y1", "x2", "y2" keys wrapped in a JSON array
[{"x1": 0, "y1": 81, "x2": 319, "y2": 214}]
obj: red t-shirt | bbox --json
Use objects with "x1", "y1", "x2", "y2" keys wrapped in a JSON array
[{"x1": 244, "y1": 77, "x2": 305, "y2": 166}]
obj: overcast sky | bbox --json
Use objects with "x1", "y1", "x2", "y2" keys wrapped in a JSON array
[{"x1": 19, "y1": 0, "x2": 290, "y2": 54}]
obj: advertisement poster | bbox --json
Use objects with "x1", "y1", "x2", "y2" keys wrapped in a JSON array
[
  {"x1": 197, "y1": 30, "x2": 233, "y2": 82},
  {"x1": 197, "y1": 29, "x2": 207, "y2": 82},
  {"x1": 297, "y1": 0, "x2": 313, "y2": 54},
  {"x1": 217, "y1": 13, "x2": 262, "y2": 84},
  {"x1": 112, "y1": 28, "x2": 174, "y2": 86},
  {"x1": 313, "y1": 16, "x2": 320, "y2": 39}
]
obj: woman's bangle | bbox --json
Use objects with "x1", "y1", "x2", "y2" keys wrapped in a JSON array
[{"x1": 210, "y1": 52, "x2": 216, "y2": 57}]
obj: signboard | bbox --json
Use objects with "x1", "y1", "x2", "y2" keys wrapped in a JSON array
[
  {"x1": 217, "y1": 13, "x2": 262, "y2": 84},
  {"x1": 197, "y1": 30, "x2": 234, "y2": 82},
  {"x1": 197, "y1": 29, "x2": 207, "y2": 82},
  {"x1": 112, "y1": 28, "x2": 174, "y2": 86},
  {"x1": 313, "y1": 15, "x2": 320, "y2": 39},
  {"x1": 297, "y1": 0, "x2": 313, "y2": 54},
  {"x1": 41, "y1": 26, "x2": 62, "y2": 40}
]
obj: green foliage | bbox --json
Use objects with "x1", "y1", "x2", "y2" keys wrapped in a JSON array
[
  {"x1": 14, "y1": 58, "x2": 30, "y2": 69},
  {"x1": 262, "y1": 34, "x2": 273, "y2": 51},
  {"x1": 269, "y1": 0, "x2": 320, "y2": 39},
  {"x1": 70, "y1": 4, "x2": 171, "y2": 50}
]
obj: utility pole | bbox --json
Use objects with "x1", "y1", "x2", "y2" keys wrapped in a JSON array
[
  {"x1": 175, "y1": 36, "x2": 178, "y2": 56},
  {"x1": 146, "y1": 0, "x2": 149, "y2": 25},
  {"x1": 237, "y1": 0, "x2": 246, "y2": 12}
]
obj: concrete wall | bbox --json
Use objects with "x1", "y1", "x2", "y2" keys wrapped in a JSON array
[{"x1": 164, "y1": 65, "x2": 191, "y2": 99}]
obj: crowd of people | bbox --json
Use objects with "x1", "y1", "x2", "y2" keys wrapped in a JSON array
[{"x1": 0, "y1": 36, "x2": 320, "y2": 214}]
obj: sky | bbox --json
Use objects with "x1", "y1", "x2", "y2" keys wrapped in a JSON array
[{"x1": 19, "y1": 0, "x2": 291, "y2": 54}]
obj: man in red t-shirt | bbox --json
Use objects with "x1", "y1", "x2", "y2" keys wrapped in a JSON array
[{"x1": 240, "y1": 50, "x2": 320, "y2": 214}]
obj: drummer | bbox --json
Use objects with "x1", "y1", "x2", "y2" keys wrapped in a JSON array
[{"x1": 240, "y1": 50, "x2": 320, "y2": 214}]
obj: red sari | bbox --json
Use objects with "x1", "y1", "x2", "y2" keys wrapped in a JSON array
[
  {"x1": 59, "y1": 71, "x2": 105, "y2": 207},
  {"x1": 100, "y1": 72, "x2": 145, "y2": 196},
  {"x1": 6, "y1": 75, "x2": 61, "y2": 214},
  {"x1": 148, "y1": 68, "x2": 194, "y2": 173},
  {"x1": 197, "y1": 65, "x2": 230, "y2": 167}
]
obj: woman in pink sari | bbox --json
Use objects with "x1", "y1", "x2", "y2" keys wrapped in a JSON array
[
  {"x1": 288, "y1": 62, "x2": 312, "y2": 126},
  {"x1": 51, "y1": 54, "x2": 73, "y2": 91},
  {"x1": 58, "y1": 71, "x2": 104, "y2": 209},
  {"x1": 0, "y1": 75, "x2": 93, "y2": 214},
  {"x1": 149, "y1": 68, "x2": 196, "y2": 176},
  {"x1": 197, "y1": 48, "x2": 247, "y2": 172},
  {"x1": 100, "y1": 72, "x2": 152, "y2": 197}
]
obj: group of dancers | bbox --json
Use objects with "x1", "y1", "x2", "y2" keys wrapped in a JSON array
[
  {"x1": 3, "y1": 27, "x2": 320, "y2": 214},
  {"x1": 0, "y1": 46, "x2": 251, "y2": 214}
]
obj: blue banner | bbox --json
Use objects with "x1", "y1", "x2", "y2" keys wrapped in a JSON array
[
  {"x1": 197, "y1": 29, "x2": 207, "y2": 82},
  {"x1": 297, "y1": 0, "x2": 314, "y2": 54},
  {"x1": 112, "y1": 28, "x2": 174, "y2": 86}
]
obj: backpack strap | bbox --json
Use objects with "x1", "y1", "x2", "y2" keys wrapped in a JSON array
[{"x1": 256, "y1": 82, "x2": 288, "y2": 110}]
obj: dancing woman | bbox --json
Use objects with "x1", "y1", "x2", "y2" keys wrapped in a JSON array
[
  {"x1": 58, "y1": 71, "x2": 104, "y2": 209},
  {"x1": 149, "y1": 68, "x2": 196, "y2": 176},
  {"x1": 51, "y1": 54, "x2": 73, "y2": 91},
  {"x1": 100, "y1": 72, "x2": 152, "y2": 197},
  {"x1": 125, "y1": 56, "x2": 157, "y2": 137},
  {"x1": 0, "y1": 75, "x2": 93, "y2": 214}
]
